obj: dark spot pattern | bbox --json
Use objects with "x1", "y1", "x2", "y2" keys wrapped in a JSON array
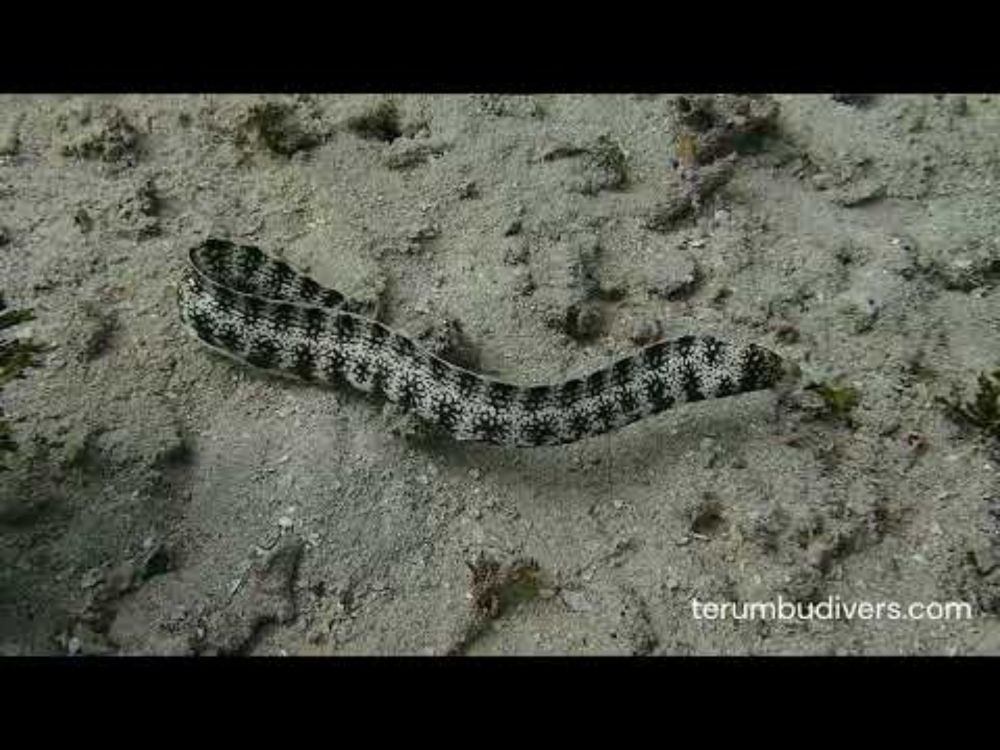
[
  {"x1": 241, "y1": 295, "x2": 266, "y2": 326},
  {"x1": 304, "y1": 308, "x2": 326, "y2": 340},
  {"x1": 433, "y1": 399, "x2": 460, "y2": 433},
  {"x1": 427, "y1": 357, "x2": 449, "y2": 383},
  {"x1": 586, "y1": 370, "x2": 606, "y2": 397},
  {"x1": 298, "y1": 277, "x2": 322, "y2": 301},
  {"x1": 559, "y1": 379, "x2": 581, "y2": 409},
  {"x1": 368, "y1": 363, "x2": 387, "y2": 398},
  {"x1": 268, "y1": 261, "x2": 295, "y2": 298},
  {"x1": 457, "y1": 372, "x2": 480, "y2": 399},
  {"x1": 271, "y1": 303, "x2": 295, "y2": 331},
  {"x1": 215, "y1": 323, "x2": 243, "y2": 352},
  {"x1": 612, "y1": 357, "x2": 633, "y2": 387},
  {"x1": 488, "y1": 382, "x2": 516, "y2": 409},
  {"x1": 681, "y1": 365, "x2": 705, "y2": 403},
  {"x1": 703, "y1": 336, "x2": 723, "y2": 366},
  {"x1": 321, "y1": 289, "x2": 345, "y2": 309},
  {"x1": 335, "y1": 315, "x2": 356, "y2": 339},
  {"x1": 617, "y1": 385, "x2": 638, "y2": 415},
  {"x1": 293, "y1": 343, "x2": 316, "y2": 380},
  {"x1": 395, "y1": 377, "x2": 416, "y2": 409},
  {"x1": 524, "y1": 385, "x2": 551, "y2": 412},
  {"x1": 322, "y1": 350, "x2": 347, "y2": 384},
  {"x1": 246, "y1": 338, "x2": 278, "y2": 369},
  {"x1": 391, "y1": 333, "x2": 415, "y2": 357},
  {"x1": 179, "y1": 240, "x2": 790, "y2": 446}
]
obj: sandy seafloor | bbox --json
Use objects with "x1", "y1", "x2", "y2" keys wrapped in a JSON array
[{"x1": 1, "y1": 93, "x2": 999, "y2": 655}]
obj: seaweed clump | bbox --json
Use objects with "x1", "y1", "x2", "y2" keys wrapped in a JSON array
[
  {"x1": 809, "y1": 380, "x2": 861, "y2": 423},
  {"x1": 938, "y1": 369, "x2": 1000, "y2": 441},
  {"x1": 346, "y1": 100, "x2": 402, "y2": 143},
  {"x1": 446, "y1": 554, "x2": 545, "y2": 655},
  {"x1": 1, "y1": 295, "x2": 45, "y2": 466},
  {"x1": 467, "y1": 554, "x2": 542, "y2": 620},
  {"x1": 242, "y1": 100, "x2": 324, "y2": 156}
]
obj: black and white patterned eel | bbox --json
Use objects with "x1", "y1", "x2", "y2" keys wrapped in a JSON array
[{"x1": 178, "y1": 239, "x2": 796, "y2": 447}]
